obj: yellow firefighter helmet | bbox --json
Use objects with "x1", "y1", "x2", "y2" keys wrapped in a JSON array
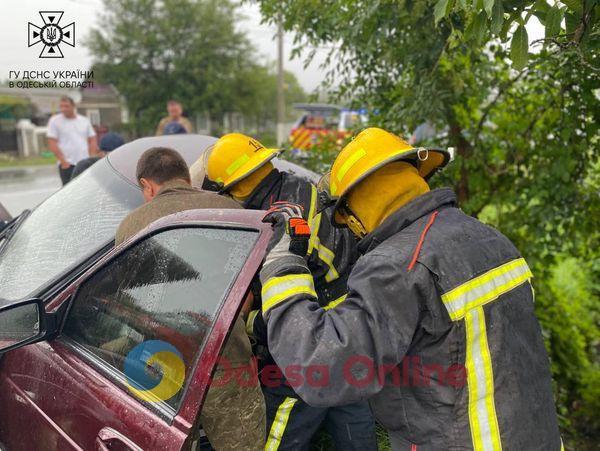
[
  {"x1": 329, "y1": 127, "x2": 450, "y2": 224},
  {"x1": 206, "y1": 133, "x2": 279, "y2": 192}
]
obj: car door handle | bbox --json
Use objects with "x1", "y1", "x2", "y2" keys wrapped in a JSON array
[{"x1": 95, "y1": 427, "x2": 143, "y2": 451}]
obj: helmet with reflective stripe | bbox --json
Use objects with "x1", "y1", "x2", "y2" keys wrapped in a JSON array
[
  {"x1": 329, "y1": 127, "x2": 451, "y2": 224},
  {"x1": 206, "y1": 133, "x2": 279, "y2": 192}
]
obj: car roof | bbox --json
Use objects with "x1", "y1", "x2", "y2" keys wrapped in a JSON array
[
  {"x1": 293, "y1": 103, "x2": 341, "y2": 112},
  {"x1": 106, "y1": 134, "x2": 318, "y2": 184},
  {"x1": 106, "y1": 135, "x2": 217, "y2": 185}
]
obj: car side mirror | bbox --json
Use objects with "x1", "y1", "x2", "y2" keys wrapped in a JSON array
[{"x1": 0, "y1": 298, "x2": 47, "y2": 354}]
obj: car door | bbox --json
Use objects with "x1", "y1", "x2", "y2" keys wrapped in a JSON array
[{"x1": 0, "y1": 211, "x2": 271, "y2": 451}]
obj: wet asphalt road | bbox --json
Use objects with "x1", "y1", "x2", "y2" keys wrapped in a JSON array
[{"x1": 0, "y1": 166, "x2": 61, "y2": 217}]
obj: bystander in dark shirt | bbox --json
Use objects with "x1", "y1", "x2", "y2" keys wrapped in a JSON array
[{"x1": 71, "y1": 132, "x2": 125, "y2": 180}]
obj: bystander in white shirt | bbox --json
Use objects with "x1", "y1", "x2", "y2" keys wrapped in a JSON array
[{"x1": 47, "y1": 114, "x2": 96, "y2": 165}]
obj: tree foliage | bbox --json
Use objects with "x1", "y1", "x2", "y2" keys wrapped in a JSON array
[
  {"x1": 87, "y1": 0, "x2": 305, "y2": 134},
  {"x1": 235, "y1": 66, "x2": 307, "y2": 132},
  {"x1": 432, "y1": 0, "x2": 598, "y2": 70},
  {"x1": 257, "y1": 0, "x2": 599, "y2": 443}
]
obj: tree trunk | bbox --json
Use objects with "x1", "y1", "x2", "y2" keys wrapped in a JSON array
[{"x1": 449, "y1": 123, "x2": 471, "y2": 205}]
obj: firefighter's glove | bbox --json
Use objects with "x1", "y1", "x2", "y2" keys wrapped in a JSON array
[{"x1": 261, "y1": 202, "x2": 311, "y2": 277}]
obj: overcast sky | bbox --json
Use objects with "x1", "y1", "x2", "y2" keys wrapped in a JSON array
[
  {"x1": 0, "y1": 1, "x2": 544, "y2": 92},
  {"x1": 0, "y1": 0, "x2": 329, "y2": 92}
]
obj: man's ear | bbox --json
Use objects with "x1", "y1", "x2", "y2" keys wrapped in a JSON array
[
  {"x1": 139, "y1": 177, "x2": 157, "y2": 201},
  {"x1": 139, "y1": 177, "x2": 151, "y2": 192}
]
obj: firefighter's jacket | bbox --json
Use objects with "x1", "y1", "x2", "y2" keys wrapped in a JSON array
[
  {"x1": 246, "y1": 169, "x2": 358, "y2": 392},
  {"x1": 260, "y1": 188, "x2": 562, "y2": 450},
  {"x1": 244, "y1": 169, "x2": 358, "y2": 304}
]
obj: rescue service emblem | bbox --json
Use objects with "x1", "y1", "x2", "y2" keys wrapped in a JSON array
[{"x1": 28, "y1": 11, "x2": 75, "y2": 58}]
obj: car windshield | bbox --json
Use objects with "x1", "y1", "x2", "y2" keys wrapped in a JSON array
[{"x1": 0, "y1": 159, "x2": 143, "y2": 304}]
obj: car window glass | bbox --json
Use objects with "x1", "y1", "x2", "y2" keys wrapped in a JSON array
[
  {"x1": 0, "y1": 160, "x2": 142, "y2": 304},
  {"x1": 63, "y1": 227, "x2": 257, "y2": 411}
]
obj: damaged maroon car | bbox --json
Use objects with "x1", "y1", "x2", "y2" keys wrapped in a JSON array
[{"x1": 0, "y1": 135, "x2": 316, "y2": 451}]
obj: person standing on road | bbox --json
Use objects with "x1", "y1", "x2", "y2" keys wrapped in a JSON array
[
  {"x1": 115, "y1": 147, "x2": 266, "y2": 451},
  {"x1": 47, "y1": 96, "x2": 98, "y2": 185},
  {"x1": 257, "y1": 127, "x2": 563, "y2": 451},
  {"x1": 70, "y1": 132, "x2": 125, "y2": 180},
  {"x1": 194, "y1": 133, "x2": 378, "y2": 451},
  {"x1": 155, "y1": 100, "x2": 194, "y2": 136}
]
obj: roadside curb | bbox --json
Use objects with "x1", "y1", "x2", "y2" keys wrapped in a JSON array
[{"x1": 0, "y1": 165, "x2": 56, "y2": 181}]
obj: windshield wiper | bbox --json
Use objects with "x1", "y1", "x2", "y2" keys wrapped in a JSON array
[{"x1": 0, "y1": 209, "x2": 31, "y2": 256}]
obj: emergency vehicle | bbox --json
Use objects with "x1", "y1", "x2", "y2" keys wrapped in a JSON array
[{"x1": 288, "y1": 103, "x2": 366, "y2": 154}]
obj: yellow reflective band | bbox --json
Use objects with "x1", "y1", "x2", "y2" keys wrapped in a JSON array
[
  {"x1": 307, "y1": 186, "x2": 320, "y2": 253},
  {"x1": 317, "y1": 243, "x2": 339, "y2": 282},
  {"x1": 336, "y1": 147, "x2": 367, "y2": 182},
  {"x1": 308, "y1": 185, "x2": 318, "y2": 222},
  {"x1": 245, "y1": 309, "x2": 259, "y2": 337},
  {"x1": 225, "y1": 154, "x2": 250, "y2": 176},
  {"x1": 262, "y1": 274, "x2": 317, "y2": 313},
  {"x1": 442, "y1": 258, "x2": 532, "y2": 321},
  {"x1": 265, "y1": 397, "x2": 298, "y2": 451},
  {"x1": 465, "y1": 306, "x2": 502, "y2": 451},
  {"x1": 263, "y1": 273, "x2": 315, "y2": 295},
  {"x1": 263, "y1": 286, "x2": 317, "y2": 313},
  {"x1": 310, "y1": 234, "x2": 340, "y2": 283},
  {"x1": 330, "y1": 180, "x2": 338, "y2": 196},
  {"x1": 308, "y1": 213, "x2": 321, "y2": 253},
  {"x1": 306, "y1": 206, "x2": 340, "y2": 283},
  {"x1": 323, "y1": 294, "x2": 347, "y2": 311}
]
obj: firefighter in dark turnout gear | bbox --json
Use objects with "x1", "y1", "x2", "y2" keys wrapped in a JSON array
[
  {"x1": 258, "y1": 127, "x2": 563, "y2": 451},
  {"x1": 196, "y1": 133, "x2": 377, "y2": 451}
]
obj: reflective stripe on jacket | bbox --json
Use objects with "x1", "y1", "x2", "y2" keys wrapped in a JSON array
[
  {"x1": 244, "y1": 169, "x2": 357, "y2": 306},
  {"x1": 260, "y1": 188, "x2": 561, "y2": 450},
  {"x1": 245, "y1": 169, "x2": 358, "y2": 392}
]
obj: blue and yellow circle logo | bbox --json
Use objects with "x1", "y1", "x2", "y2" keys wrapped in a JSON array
[{"x1": 124, "y1": 340, "x2": 186, "y2": 402}]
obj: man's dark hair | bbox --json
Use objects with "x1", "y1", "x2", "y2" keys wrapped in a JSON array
[
  {"x1": 136, "y1": 147, "x2": 191, "y2": 185},
  {"x1": 60, "y1": 96, "x2": 75, "y2": 105}
]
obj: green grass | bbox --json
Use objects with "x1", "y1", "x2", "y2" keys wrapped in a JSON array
[
  {"x1": 309, "y1": 423, "x2": 391, "y2": 450},
  {"x1": 0, "y1": 152, "x2": 56, "y2": 168}
]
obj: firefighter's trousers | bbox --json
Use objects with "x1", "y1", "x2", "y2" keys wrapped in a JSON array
[{"x1": 263, "y1": 386, "x2": 377, "y2": 451}]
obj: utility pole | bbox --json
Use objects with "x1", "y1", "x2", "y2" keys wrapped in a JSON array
[{"x1": 276, "y1": 15, "x2": 285, "y2": 147}]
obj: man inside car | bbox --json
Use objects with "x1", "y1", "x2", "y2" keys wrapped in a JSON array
[{"x1": 115, "y1": 146, "x2": 266, "y2": 451}]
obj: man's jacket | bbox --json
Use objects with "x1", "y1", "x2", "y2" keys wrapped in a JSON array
[
  {"x1": 116, "y1": 181, "x2": 265, "y2": 451},
  {"x1": 260, "y1": 188, "x2": 562, "y2": 450}
]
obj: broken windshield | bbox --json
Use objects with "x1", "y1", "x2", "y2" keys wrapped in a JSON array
[{"x1": 0, "y1": 159, "x2": 143, "y2": 304}]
